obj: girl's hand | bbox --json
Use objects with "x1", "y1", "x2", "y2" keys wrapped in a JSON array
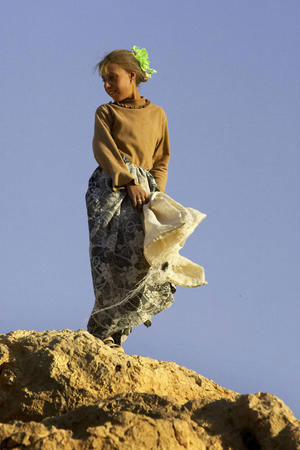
[{"x1": 126, "y1": 182, "x2": 149, "y2": 211}]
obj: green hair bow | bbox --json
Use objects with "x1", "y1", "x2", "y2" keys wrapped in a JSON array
[{"x1": 131, "y1": 45, "x2": 157, "y2": 79}]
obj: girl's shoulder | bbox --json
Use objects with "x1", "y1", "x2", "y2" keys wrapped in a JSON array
[
  {"x1": 95, "y1": 103, "x2": 110, "y2": 114},
  {"x1": 148, "y1": 102, "x2": 167, "y2": 115}
]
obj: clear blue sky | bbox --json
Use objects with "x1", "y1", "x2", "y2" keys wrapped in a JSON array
[{"x1": 1, "y1": 1, "x2": 299, "y2": 418}]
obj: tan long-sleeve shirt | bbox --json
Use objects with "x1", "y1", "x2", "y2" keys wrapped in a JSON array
[{"x1": 92, "y1": 96, "x2": 170, "y2": 192}]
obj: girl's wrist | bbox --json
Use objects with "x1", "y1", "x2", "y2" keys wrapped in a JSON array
[{"x1": 126, "y1": 179, "x2": 139, "y2": 188}]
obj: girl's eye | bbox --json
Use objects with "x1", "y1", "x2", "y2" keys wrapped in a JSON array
[{"x1": 102, "y1": 76, "x2": 115, "y2": 83}]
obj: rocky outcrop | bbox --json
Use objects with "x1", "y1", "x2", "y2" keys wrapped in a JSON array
[{"x1": 0, "y1": 329, "x2": 299, "y2": 449}]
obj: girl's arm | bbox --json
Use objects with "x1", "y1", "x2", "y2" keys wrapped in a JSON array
[
  {"x1": 92, "y1": 106, "x2": 139, "y2": 191},
  {"x1": 150, "y1": 111, "x2": 170, "y2": 192}
]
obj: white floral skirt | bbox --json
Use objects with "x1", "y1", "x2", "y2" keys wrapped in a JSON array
[{"x1": 85, "y1": 155, "x2": 176, "y2": 344}]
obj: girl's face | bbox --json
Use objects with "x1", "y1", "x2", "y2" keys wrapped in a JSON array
[{"x1": 102, "y1": 63, "x2": 136, "y2": 102}]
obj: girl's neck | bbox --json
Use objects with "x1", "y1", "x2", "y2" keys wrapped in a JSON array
[
  {"x1": 118, "y1": 94, "x2": 144, "y2": 105},
  {"x1": 122, "y1": 87, "x2": 141, "y2": 102}
]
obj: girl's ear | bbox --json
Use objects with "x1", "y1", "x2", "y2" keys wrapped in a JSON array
[{"x1": 130, "y1": 71, "x2": 137, "y2": 82}]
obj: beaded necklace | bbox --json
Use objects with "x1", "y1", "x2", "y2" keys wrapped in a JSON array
[{"x1": 109, "y1": 98, "x2": 150, "y2": 109}]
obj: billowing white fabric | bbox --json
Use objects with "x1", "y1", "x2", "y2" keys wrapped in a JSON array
[{"x1": 142, "y1": 191, "x2": 208, "y2": 287}]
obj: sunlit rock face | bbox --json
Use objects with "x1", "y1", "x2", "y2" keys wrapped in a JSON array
[{"x1": 0, "y1": 329, "x2": 299, "y2": 449}]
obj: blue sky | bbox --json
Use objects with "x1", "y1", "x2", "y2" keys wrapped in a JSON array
[{"x1": 1, "y1": 1, "x2": 300, "y2": 418}]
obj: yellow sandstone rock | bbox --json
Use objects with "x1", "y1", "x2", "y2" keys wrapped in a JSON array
[{"x1": 0, "y1": 329, "x2": 299, "y2": 449}]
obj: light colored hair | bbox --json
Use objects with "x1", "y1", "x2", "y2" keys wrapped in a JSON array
[{"x1": 93, "y1": 49, "x2": 149, "y2": 87}]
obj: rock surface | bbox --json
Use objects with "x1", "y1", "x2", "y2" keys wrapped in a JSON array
[{"x1": 0, "y1": 329, "x2": 299, "y2": 449}]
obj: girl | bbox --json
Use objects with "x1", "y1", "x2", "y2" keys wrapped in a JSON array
[{"x1": 86, "y1": 46, "x2": 176, "y2": 350}]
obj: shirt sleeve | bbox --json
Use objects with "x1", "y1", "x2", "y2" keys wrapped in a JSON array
[
  {"x1": 92, "y1": 106, "x2": 139, "y2": 192},
  {"x1": 150, "y1": 110, "x2": 170, "y2": 192}
]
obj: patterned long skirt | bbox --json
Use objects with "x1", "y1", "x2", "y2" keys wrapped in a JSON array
[{"x1": 85, "y1": 155, "x2": 176, "y2": 345}]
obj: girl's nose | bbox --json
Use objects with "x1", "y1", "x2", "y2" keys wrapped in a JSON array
[{"x1": 104, "y1": 82, "x2": 111, "y2": 90}]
